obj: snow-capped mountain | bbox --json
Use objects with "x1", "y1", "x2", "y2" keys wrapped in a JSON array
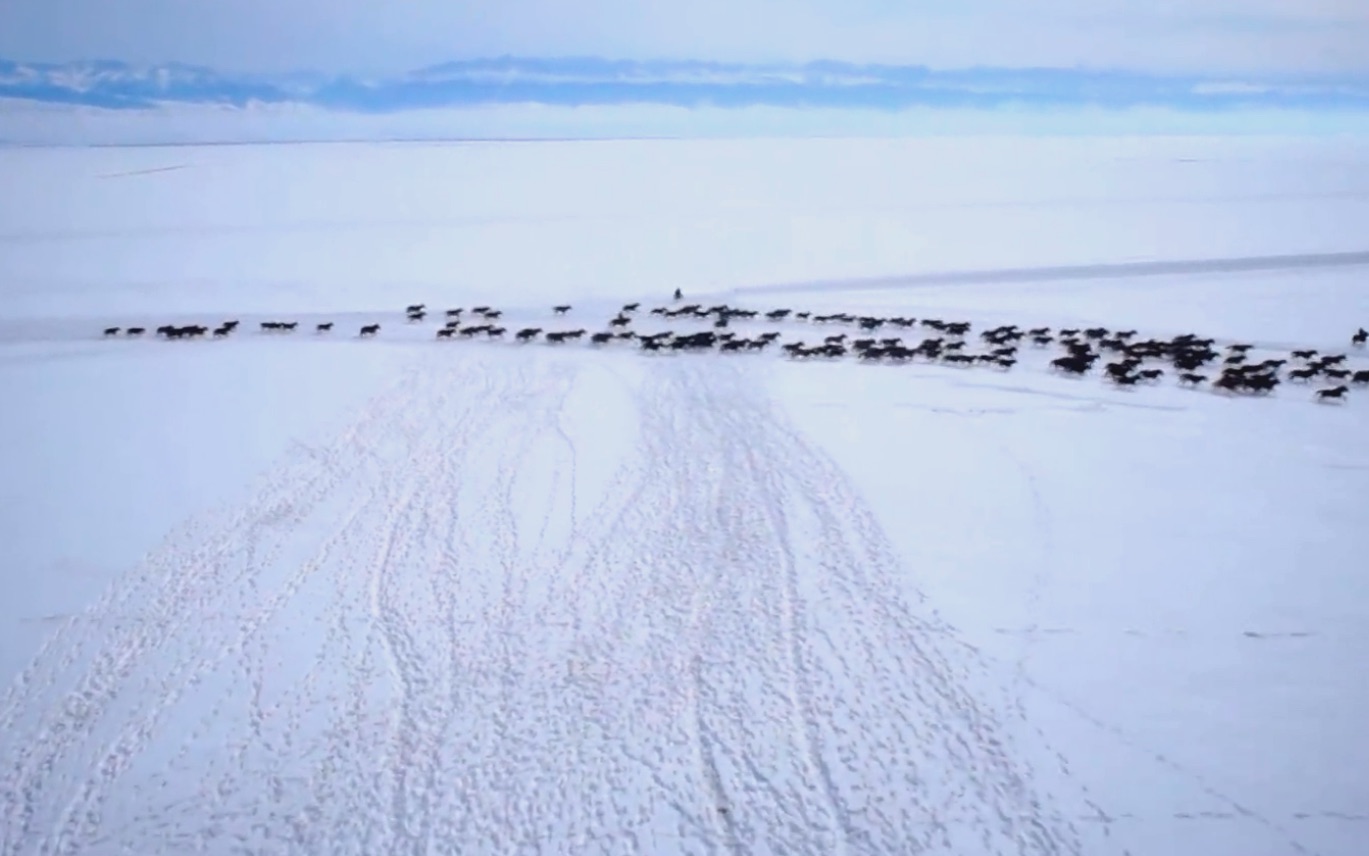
[{"x1": 2, "y1": 56, "x2": 1367, "y2": 112}]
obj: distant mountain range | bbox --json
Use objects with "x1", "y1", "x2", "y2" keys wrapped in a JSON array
[{"x1": 3, "y1": 57, "x2": 1368, "y2": 112}]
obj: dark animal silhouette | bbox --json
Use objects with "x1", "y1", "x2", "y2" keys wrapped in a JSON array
[
  {"x1": 1316, "y1": 385, "x2": 1349, "y2": 401},
  {"x1": 1051, "y1": 355, "x2": 1093, "y2": 375},
  {"x1": 316, "y1": 323, "x2": 333, "y2": 332},
  {"x1": 1242, "y1": 374, "x2": 1280, "y2": 394},
  {"x1": 359, "y1": 324, "x2": 380, "y2": 337}
]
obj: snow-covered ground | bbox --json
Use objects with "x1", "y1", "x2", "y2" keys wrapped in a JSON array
[
  {"x1": 8, "y1": 100, "x2": 1369, "y2": 147},
  {"x1": 1, "y1": 136, "x2": 1367, "y2": 855}
]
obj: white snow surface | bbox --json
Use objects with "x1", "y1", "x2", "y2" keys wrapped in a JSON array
[
  {"x1": 1, "y1": 136, "x2": 1368, "y2": 856},
  {"x1": 6, "y1": 100, "x2": 1369, "y2": 146}
]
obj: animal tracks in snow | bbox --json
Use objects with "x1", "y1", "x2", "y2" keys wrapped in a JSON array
[
  {"x1": 3, "y1": 347, "x2": 1305, "y2": 855},
  {"x1": 989, "y1": 628, "x2": 1323, "y2": 641}
]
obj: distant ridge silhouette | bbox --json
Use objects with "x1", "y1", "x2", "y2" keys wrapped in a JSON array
[{"x1": 3, "y1": 57, "x2": 1367, "y2": 112}]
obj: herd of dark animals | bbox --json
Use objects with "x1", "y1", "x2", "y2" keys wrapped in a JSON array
[{"x1": 99, "y1": 305, "x2": 1369, "y2": 404}]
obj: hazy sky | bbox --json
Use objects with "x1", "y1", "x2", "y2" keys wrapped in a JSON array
[{"x1": 3, "y1": 0, "x2": 1367, "y2": 76}]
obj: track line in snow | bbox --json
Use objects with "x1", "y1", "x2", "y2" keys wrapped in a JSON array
[
  {"x1": 1013, "y1": 670, "x2": 1322, "y2": 856},
  {"x1": 95, "y1": 165, "x2": 192, "y2": 179},
  {"x1": 618, "y1": 360, "x2": 1084, "y2": 855},
  {"x1": 730, "y1": 249, "x2": 1369, "y2": 297},
  {"x1": 4, "y1": 347, "x2": 1103, "y2": 855},
  {"x1": 0, "y1": 366, "x2": 416, "y2": 854}
]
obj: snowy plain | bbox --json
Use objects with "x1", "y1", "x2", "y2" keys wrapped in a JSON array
[
  {"x1": 8, "y1": 99, "x2": 1369, "y2": 146},
  {"x1": 1, "y1": 134, "x2": 1368, "y2": 855}
]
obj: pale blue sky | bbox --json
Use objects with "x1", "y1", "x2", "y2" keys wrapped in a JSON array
[{"x1": 2, "y1": 0, "x2": 1367, "y2": 76}]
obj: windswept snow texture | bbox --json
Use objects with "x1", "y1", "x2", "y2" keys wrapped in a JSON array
[{"x1": 2, "y1": 137, "x2": 1368, "y2": 856}]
